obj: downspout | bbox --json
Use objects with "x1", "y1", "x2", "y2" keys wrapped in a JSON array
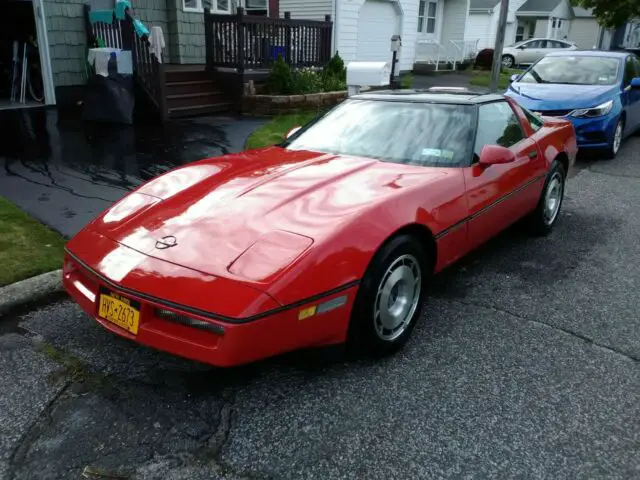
[{"x1": 332, "y1": 0, "x2": 337, "y2": 55}]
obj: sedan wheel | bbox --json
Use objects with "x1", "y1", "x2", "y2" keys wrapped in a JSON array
[
  {"x1": 347, "y1": 235, "x2": 429, "y2": 357},
  {"x1": 502, "y1": 55, "x2": 515, "y2": 68},
  {"x1": 605, "y1": 119, "x2": 624, "y2": 159}
]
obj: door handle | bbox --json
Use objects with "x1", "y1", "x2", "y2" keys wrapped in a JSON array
[{"x1": 527, "y1": 150, "x2": 538, "y2": 159}]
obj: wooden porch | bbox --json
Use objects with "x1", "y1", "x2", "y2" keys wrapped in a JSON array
[{"x1": 84, "y1": 7, "x2": 333, "y2": 122}]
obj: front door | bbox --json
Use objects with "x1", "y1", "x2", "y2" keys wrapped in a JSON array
[{"x1": 464, "y1": 101, "x2": 543, "y2": 250}]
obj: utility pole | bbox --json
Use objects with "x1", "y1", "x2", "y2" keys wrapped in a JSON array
[{"x1": 489, "y1": 0, "x2": 510, "y2": 92}]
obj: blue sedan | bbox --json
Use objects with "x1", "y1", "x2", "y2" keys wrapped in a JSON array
[{"x1": 505, "y1": 50, "x2": 640, "y2": 158}]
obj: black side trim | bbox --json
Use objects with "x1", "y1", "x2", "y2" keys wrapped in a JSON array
[
  {"x1": 65, "y1": 249, "x2": 360, "y2": 325},
  {"x1": 434, "y1": 174, "x2": 546, "y2": 240}
]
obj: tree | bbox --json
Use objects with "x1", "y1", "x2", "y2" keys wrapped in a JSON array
[{"x1": 571, "y1": 0, "x2": 639, "y2": 29}]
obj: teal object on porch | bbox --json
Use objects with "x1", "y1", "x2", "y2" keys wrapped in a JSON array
[
  {"x1": 133, "y1": 19, "x2": 150, "y2": 37},
  {"x1": 114, "y1": 0, "x2": 131, "y2": 20},
  {"x1": 88, "y1": 9, "x2": 114, "y2": 24}
]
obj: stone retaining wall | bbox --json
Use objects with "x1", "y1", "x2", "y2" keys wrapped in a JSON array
[{"x1": 242, "y1": 91, "x2": 348, "y2": 116}]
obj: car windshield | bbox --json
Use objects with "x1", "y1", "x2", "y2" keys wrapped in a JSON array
[
  {"x1": 518, "y1": 55, "x2": 620, "y2": 85},
  {"x1": 283, "y1": 99, "x2": 475, "y2": 167}
]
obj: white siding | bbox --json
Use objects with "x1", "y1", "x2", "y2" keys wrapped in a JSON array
[
  {"x1": 279, "y1": 0, "x2": 332, "y2": 21},
  {"x1": 567, "y1": 18, "x2": 600, "y2": 49},
  {"x1": 336, "y1": 0, "x2": 419, "y2": 73}
]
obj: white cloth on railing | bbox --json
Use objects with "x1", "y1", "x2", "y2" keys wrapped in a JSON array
[{"x1": 149, "y1": 26, "x2": 165, "y2": 63}]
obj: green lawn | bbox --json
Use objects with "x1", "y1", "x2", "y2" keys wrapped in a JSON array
[
  {"x1": 0, "y1": 197, "x2": 66, "y2": 287},
  {"x1": 469, "y1": 68, "x2": 521, "y2": 89},
  {"x1": 246, "y1": 112, "x2": 319, "y2": 149}
]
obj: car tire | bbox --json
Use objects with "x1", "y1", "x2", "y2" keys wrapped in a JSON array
[
  {"x1": 604, "y1": 117, "x2": 624, "y2": 159},
  {"x1": 347, "y1": 234, "x2": 429, "y2": 358},
  {"x1": 502, "y1": 54, "x2": 515, "y2": 68},
  {"x1": 526, "y1": 160, "x2": 566, "y2": 236}
]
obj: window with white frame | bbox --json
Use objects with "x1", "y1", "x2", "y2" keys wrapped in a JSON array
[
  {"x1": 245, "y1": 0, "x2": 268, "y2": 16},
  {"x1": 417, "y1": 0, "x2": 437, "y2": 35},
  {"x1": 183, "y1": 0, "x2": 230, "y2": 13}
]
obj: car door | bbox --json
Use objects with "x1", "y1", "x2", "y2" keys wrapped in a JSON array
[
  {"x1": 622, "y1": 55, "x2": 640, "y2": 132},
  {"x1": 520, "y1": 40, "x2": 547, "y2": 64},
  {"x1": 463, "y1": 101, "x2": 545, "y2": 251}
]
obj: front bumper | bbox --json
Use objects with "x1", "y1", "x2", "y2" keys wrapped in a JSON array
[
  {"x1": 561, "y1": 114, "x2": 618, "y2": 149},
  {"x1": 63, "y1": 252, "x2": 357, "y2": 367}
]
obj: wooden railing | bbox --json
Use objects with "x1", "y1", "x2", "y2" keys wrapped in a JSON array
[
  {"x1": 84, "y1": 6, "x2": 167, "y2": 121},
  {"x1": 205, "y1": 8, "x2": 333, "y2": 72},
  {"x1": 124, "y1": 12, "x2": 167, "y2": 121}
]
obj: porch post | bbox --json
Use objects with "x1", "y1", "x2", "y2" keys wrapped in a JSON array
[{"x1": 546, "y1": 17, "x2": 553, "y2": 38}]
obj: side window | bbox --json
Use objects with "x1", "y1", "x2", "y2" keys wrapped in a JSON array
[
  {"x1": 624, "y1": 56, "x2": 637, "y2": 86},
  {"x1": 473, "y1": 102, "x2": 526, "y2": 161},
  {"x1": 528, "y1": 40, "x2": 546, "y2": 48},
  {"x1": 549, "y1": 40, "x2": 566, "y2": 49}
]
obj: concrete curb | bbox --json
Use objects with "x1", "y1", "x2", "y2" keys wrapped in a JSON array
[{"x1": 0, "y1": 270, "x2": 64, "y2": 318}]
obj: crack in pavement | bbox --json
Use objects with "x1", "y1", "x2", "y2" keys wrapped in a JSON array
[
  {"x1": 7, "y1": 380, "x2": 70, "y2": 480},
  {"x1": 451, "y1": 299, "x2": 640, "y2": 363}
]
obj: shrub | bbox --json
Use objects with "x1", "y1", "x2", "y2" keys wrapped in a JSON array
[
  {"x1": 267, "y1": 55, "x2": 292, "y2": 94},
  {"x1": 323, "y1": 52, "x2": 346, "y2": 82},
  {"x1": 290, "y1": 67, "x2": 323, "y2": 94},
  {"x1": 474, "y1": 48, "x2": 494, "y2": 70},
  {"x1": 266, "y1": 52, "x2": 347, "y2": 95}
]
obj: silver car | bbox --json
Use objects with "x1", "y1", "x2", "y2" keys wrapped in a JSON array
[{"x1": 501, "y1": 38, "x2": 578, "y2": 67}]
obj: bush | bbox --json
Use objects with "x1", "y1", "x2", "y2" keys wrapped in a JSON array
[
  {"x1": 323, "y1": 52, "x2": 346, "y2": 82},
  {"x1": 474, "y1": 48, "x2": 494, "y2": 70},
  {"x1": 266, "y1": 52, "x2": 347, "y2": 95},
  {"x1": 267, "y1": 55, "x2": 292, "y2": 94},
  {"x1": 290, "y1": 67, "x2": 323, "y2": 93}
]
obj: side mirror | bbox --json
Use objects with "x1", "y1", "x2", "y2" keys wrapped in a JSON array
[
  {"x1": 478, "y1": 144, "x2": 516, "y2": 166},
  {"x1": 285, "y1": 126, "x2": 302, "y2": 139},
  {"x1": 517, "y1": 45, "x2": 526, "y2": 50},
  {"x1": 630, "y1": 77, "x2": 640, "y2": 89},
  {"x1": 510, "y1": 73, "x2": 520, "y2": 83}
]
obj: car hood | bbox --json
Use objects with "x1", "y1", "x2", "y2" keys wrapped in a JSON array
[
  {"x1": 506, "y1": 82, "x2": 618, "y2": 110},
  {"x1": 87, "y1": 147, "x2": 447, "y2": 280}
]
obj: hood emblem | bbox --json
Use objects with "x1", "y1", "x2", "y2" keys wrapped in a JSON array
[{"x1": 155, "y1": 235, "x2": 178, "y2": 249}]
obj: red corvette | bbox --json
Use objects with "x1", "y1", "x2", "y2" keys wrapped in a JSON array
[{"x1": 63, "y1": 90, "x2": 577, "y2": 367}]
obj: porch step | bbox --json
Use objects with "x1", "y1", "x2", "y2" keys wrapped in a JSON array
[
  {"x1": 167, "y1": 92, "x2": 227, "y2": 110},
  {"x1": 166, "y1": 80, "x2": 217, "y2": 96},
  {"x1": 165, "y1": 66, "x2": 208, "y2": 83},
  {"x1": 167, "y1": 102, "x2": 234, "y2": 118}
]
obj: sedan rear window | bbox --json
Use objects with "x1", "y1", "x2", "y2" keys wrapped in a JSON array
[
  {"x1": 519, "y1": 55, "x2": 620, "y2": 85},
  {"x1": 283, "y1": 99, "x2": 475, "y2": 168}
]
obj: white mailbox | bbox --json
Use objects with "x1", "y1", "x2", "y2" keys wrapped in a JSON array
[{"x1": 346, "y1": 61, "x2": 391, "y2": 87}]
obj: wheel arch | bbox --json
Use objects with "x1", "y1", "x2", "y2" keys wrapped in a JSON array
[{"x1": 374, "y1": 223, "x2": 437, "y2": 274}]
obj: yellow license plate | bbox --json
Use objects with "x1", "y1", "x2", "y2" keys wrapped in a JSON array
[{"x1": 98, "y1": 291, "x2": 140, "y2": 335}]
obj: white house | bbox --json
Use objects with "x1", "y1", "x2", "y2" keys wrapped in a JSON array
[
  {"x1": 463, "y1": 0, "x2": 605, "y2": 50},
  {"x1": 280, "y1": 0, "x2": 476, "y2": 73}
]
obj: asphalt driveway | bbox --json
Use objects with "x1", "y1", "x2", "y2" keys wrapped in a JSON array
[
  {"x1": 0, "y1": 108, "x2": 266, "y2": 238},
  {"x1": 1, "y1": 136, "x2": 639, "y2": 479}
]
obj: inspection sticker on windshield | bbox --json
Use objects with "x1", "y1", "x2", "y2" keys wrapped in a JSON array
[{"x1": 422, "y1": 148, "x2": 454, "y2": 159}]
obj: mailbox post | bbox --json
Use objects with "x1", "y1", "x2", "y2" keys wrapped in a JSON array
[
  {"x1": 346, "y1": 61, "x2": 392, "y2": 96},
  {"x1": 390, "y1": 35, "x2": 402, "y2": 89}
]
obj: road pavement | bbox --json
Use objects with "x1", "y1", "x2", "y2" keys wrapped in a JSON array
[
  {"x1": 1, "y1": 138, "x2": 639, "y2": 479},
  {"x1": 0, "y1": 108, "x2": 265, "y2": 238}
]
